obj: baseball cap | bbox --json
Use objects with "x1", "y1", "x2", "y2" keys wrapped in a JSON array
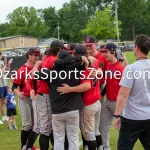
[
  {"x1": 50, "y1": 40, "x2": 67, "y2": 50},
  {"x1": 58, "y1": 50, "x2": 70, "y2": 59},
  {"x1": 67, "y1": 43, "x2": 77, "y2": 52},
  {"x1": 75, "y1": 44, "x2": 87, "y2": 55},
  {"x1": 44, "y1": 49, "x2": 48, "y2": 55},
  {"x1": 27, "y1": 47, "x2": 40, "y2": 55},
  {"x1": 84, "y1": 35, "x2": 97, "y2": 46},
  {"x1": 101, "y1": 43, "x2": 117, "y2": 51}
]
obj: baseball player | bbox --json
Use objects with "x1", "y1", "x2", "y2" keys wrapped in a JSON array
[
  {"x1": 100, "y1": 43, "x2": 124, "y2": 150},
  {"x1": 31, "y1": 40, "x2": 68, "y2": 150},
  {"x1": 25, "y1": 77, "x2": 40, "y2": 150},
  {"x1": 34, "y1": 46, "x2": 91, "y2": 150},
  {"x1": 12, "y1": 47, "x2": 40, "y2": 150},
  {"x1": 67, "y1": 43, "x2": 77, "y2": 57},
  {"x1": 57, "y1": 45, "x2": 104, "y2": 150},
  {"x1": 84, "y1": 36, "x2": 107, "y2": 72}
]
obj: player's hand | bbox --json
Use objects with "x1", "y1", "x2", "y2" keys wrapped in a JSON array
[
  {"x1": 57, "y1": 84, "x2": 71, "y2": 94},
  {"x1": 8, "y1": 58, "x2": 13, "y2": 65},
  {"x1": 18, "y1": 92, "x2": 25, "y2": 99},
  {"x1": 91, "y1": 68, "x2": 103, "y2": 77},
  {"x1": 113, "y1": 118, "x2": 121, "y2": 130},
  {"x1": 4, "y1": 57, "x2": 7, "y2": 66},
  {"x1": 30, "y1": 90, "x2": 36, "y2": 100},
  {"x1": 120, "y1": 53, "x2": 128, "y2": 67},
  {"x1": 81, "y1": 56, "x2": 89, "y2": 68},
  {"x1": 35, "y1": 60, "x2": 42, "y2": 68}
]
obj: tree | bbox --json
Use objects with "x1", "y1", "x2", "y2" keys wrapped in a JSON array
[
  {"x1": 7, "y1": 6, "x2": 47, "y2": 37},
  {"x1": 57, "y1": 0, "x2": 105, "y2": 43},
  {"x1": 0, "y1": 23, "x2": 10, "y2": 37},
  {"x1": 118, "y1": 0, "x2": 146, "y2": 40},
  {"x1": 43, "y1": 7, "x2": 59, "y2": 38},
  {"x1": 81, "y1": 7, "x2": 122, "y2": 40}
]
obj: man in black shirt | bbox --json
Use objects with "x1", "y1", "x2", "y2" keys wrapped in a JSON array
[{"x1": 33, "y1": 46, "x2": 90, "y2": 150}]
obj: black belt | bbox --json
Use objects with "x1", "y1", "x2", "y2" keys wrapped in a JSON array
[{"x1": 38, "y1": 93, "x2": 43, "y2": 96}]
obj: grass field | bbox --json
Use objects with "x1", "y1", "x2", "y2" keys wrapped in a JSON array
[{"x1": 0, "y1": 51, "x2": 148, "y2": 150}]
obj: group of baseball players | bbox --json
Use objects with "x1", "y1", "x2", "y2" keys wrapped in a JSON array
[{"x1": 12, "y1": 35, "x2": 128, "y2": 150}]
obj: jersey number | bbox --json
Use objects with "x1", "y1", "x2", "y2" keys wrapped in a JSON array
[{"x1": 92, "y1": 78, "x2": 98, "y2": 88}]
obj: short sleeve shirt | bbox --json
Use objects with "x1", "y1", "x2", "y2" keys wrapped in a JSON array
[
  {"x1": 0, "y1": 60, "x2": 8, "y2": 87},
  {"x1": 120, "y1": 59, "x2": 150, "y2": 120}
]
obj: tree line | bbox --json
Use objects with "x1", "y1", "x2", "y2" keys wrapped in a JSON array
[{"x1": 0, "y1": 0, "x2": 149, "y2": 43}]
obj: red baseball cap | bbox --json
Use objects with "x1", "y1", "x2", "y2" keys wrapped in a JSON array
[
  {"x1": 84, "y1": 35, "x2": 97, "y2": 46},
  {"x1": 67, "y1": 43, "x2": 77, "y2": 52}
]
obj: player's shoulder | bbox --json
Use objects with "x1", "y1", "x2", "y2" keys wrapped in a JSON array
[
  {"x1": 116, "y1": 61, "x2": 124, "y2": 70},
  {"x1": 17, "y1": 64, "x2": 29, "y2": 72}
]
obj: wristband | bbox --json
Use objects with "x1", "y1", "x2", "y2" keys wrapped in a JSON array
[{"x1": 113, "y1": 114, "x2": 121, "y2": 118}]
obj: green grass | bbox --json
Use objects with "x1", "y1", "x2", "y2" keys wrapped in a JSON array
[{"x1": 0, "y1": 52, "x2": 146, "y2": 150}]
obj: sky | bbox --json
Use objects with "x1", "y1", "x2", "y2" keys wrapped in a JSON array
[{"x1": 0, "y1": 0, "x2": 70, "y2": 23}]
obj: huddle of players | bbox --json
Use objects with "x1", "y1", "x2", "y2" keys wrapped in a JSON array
[{"x1": 12, "y1": 35, "x2": 127, "y2": 150}]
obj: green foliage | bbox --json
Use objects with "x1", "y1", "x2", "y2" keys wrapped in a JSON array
[
  {"x1": 43, "y1": 7, "x2": 59, "y2": 38},
  {"x1": 118, "y1": 0, "x2": 147, "y2": 40},
  {"x1": 81, "y1": 7, "x2": 122, "y2": 40},
  {"x1": 0, "y1": 23, "x2": 10, "y2": 37},
  {"x1": 6, "y1": 6, "x2": 47, "y2": 38},
  {"x1": 0, "y1": 0, "x2": 150, "y2": 42}
]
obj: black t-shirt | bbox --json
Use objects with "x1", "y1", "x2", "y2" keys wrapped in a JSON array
[{"x1": 39, "y1": 58, "x2": 85, "y2": 114}]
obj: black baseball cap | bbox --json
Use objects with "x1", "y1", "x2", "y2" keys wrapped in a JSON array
[
  {"x1": 84, "y1": 35, "x2": 97, "y2": 46},
  {"x1": 50, "y1": 40, "x2": 67, "y2": 50},
  {"x1": 101, "y1": 43, "x2": 117, "y2": 51},
  {"x1": 67, "y1": 43, "x2": 77, "y2": 52},
  {"x1": 75, "y1": 44, "x2": 87, "y2": 55},
  {"x1": 58, "y1": 50, "x2": 70, "y2": 59},
  {"x1": 27, "y1": 47, "x2": 40, "y2": 55}
]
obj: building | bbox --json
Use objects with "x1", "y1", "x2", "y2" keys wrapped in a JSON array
[
  {"x1": 0, "y1": 35, "x2": 39, "y2": 49},
  {"x1": 38, "y1": 38, "x2": 58, "y2": 47}
]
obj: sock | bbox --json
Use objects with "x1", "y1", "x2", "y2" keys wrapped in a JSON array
[
  {"x1": 87, "y1": 140, "x2": 97, "y2": 150},
  {"x1": 96, "y1": 135, "x2": 102, "y2": 148},
  {"x1": 26, "y1": 131, "x2": 39, "y2": 149},
  {"x1": 82, "y1": 134, "x2": 88, "y2": 149},
  {"x1": 64, "y1": 134, "x2": 69, "y2": 150},
  {"x1": 39, "y1": 134, "x2": 49, "y2": 150},
  {"x1": 21, "y1": 130, "x2": 32, "y2": 149},
  {"x1": 49, "y1": 132, "x2": 54, "y2": 147}
]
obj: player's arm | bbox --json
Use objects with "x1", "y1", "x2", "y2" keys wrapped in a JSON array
[
  {"x1": 54, "y1": 56, "x2": 89, "y2": 68},
  {"x1": 57, "y1": 82, "x2": 91, "y2": 94},
  {"x1": 37, "y1": 68, "x2": 50, "y2": 81},
  {"x1": 120, "y1": 53, "x2": 128, "y2": 67},
  {"x1": 12, "y1": 68, "x2": 25, "y2": 99},
  {"x1": 26, "y1": 79, "x2": 34, "y2": 91},
  {"x1": 1, "y1": 58, "x2": 7, "y2": 73},
  {"x1": 12, "y1": 83, "x2": 24, "y2": 99},
  {"x1": 57, "y1": 70, "x2": 91, "y2": 94}
]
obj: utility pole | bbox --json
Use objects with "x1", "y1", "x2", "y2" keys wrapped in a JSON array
[
  {"x1": 115, "y1": 2, "x2": 120, "y2": 41},
  {"x1": 57, "y1": 23, "x2": 60, "y2": 40}
]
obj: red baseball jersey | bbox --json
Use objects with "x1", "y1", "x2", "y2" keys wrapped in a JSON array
[
  {"x1": 37, "y1": 55, "x2": 58, "y2": 94},
  {"x1": 106, "y1": 61, "x2": 124, "y2": 101},
  {"x1": 94, "y1": 51, "x2": 107, "y2": 72},
  {"x1": 81, "y1": 60, "x2": 102, "y2": 106},
  {"x1": 13, "y1": 64, "x2": 34, "y2": 96}
]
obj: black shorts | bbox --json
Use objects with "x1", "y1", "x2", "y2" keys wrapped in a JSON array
[{"x1": 7, "y1": 109, "x2": 17, "y2": 116}]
